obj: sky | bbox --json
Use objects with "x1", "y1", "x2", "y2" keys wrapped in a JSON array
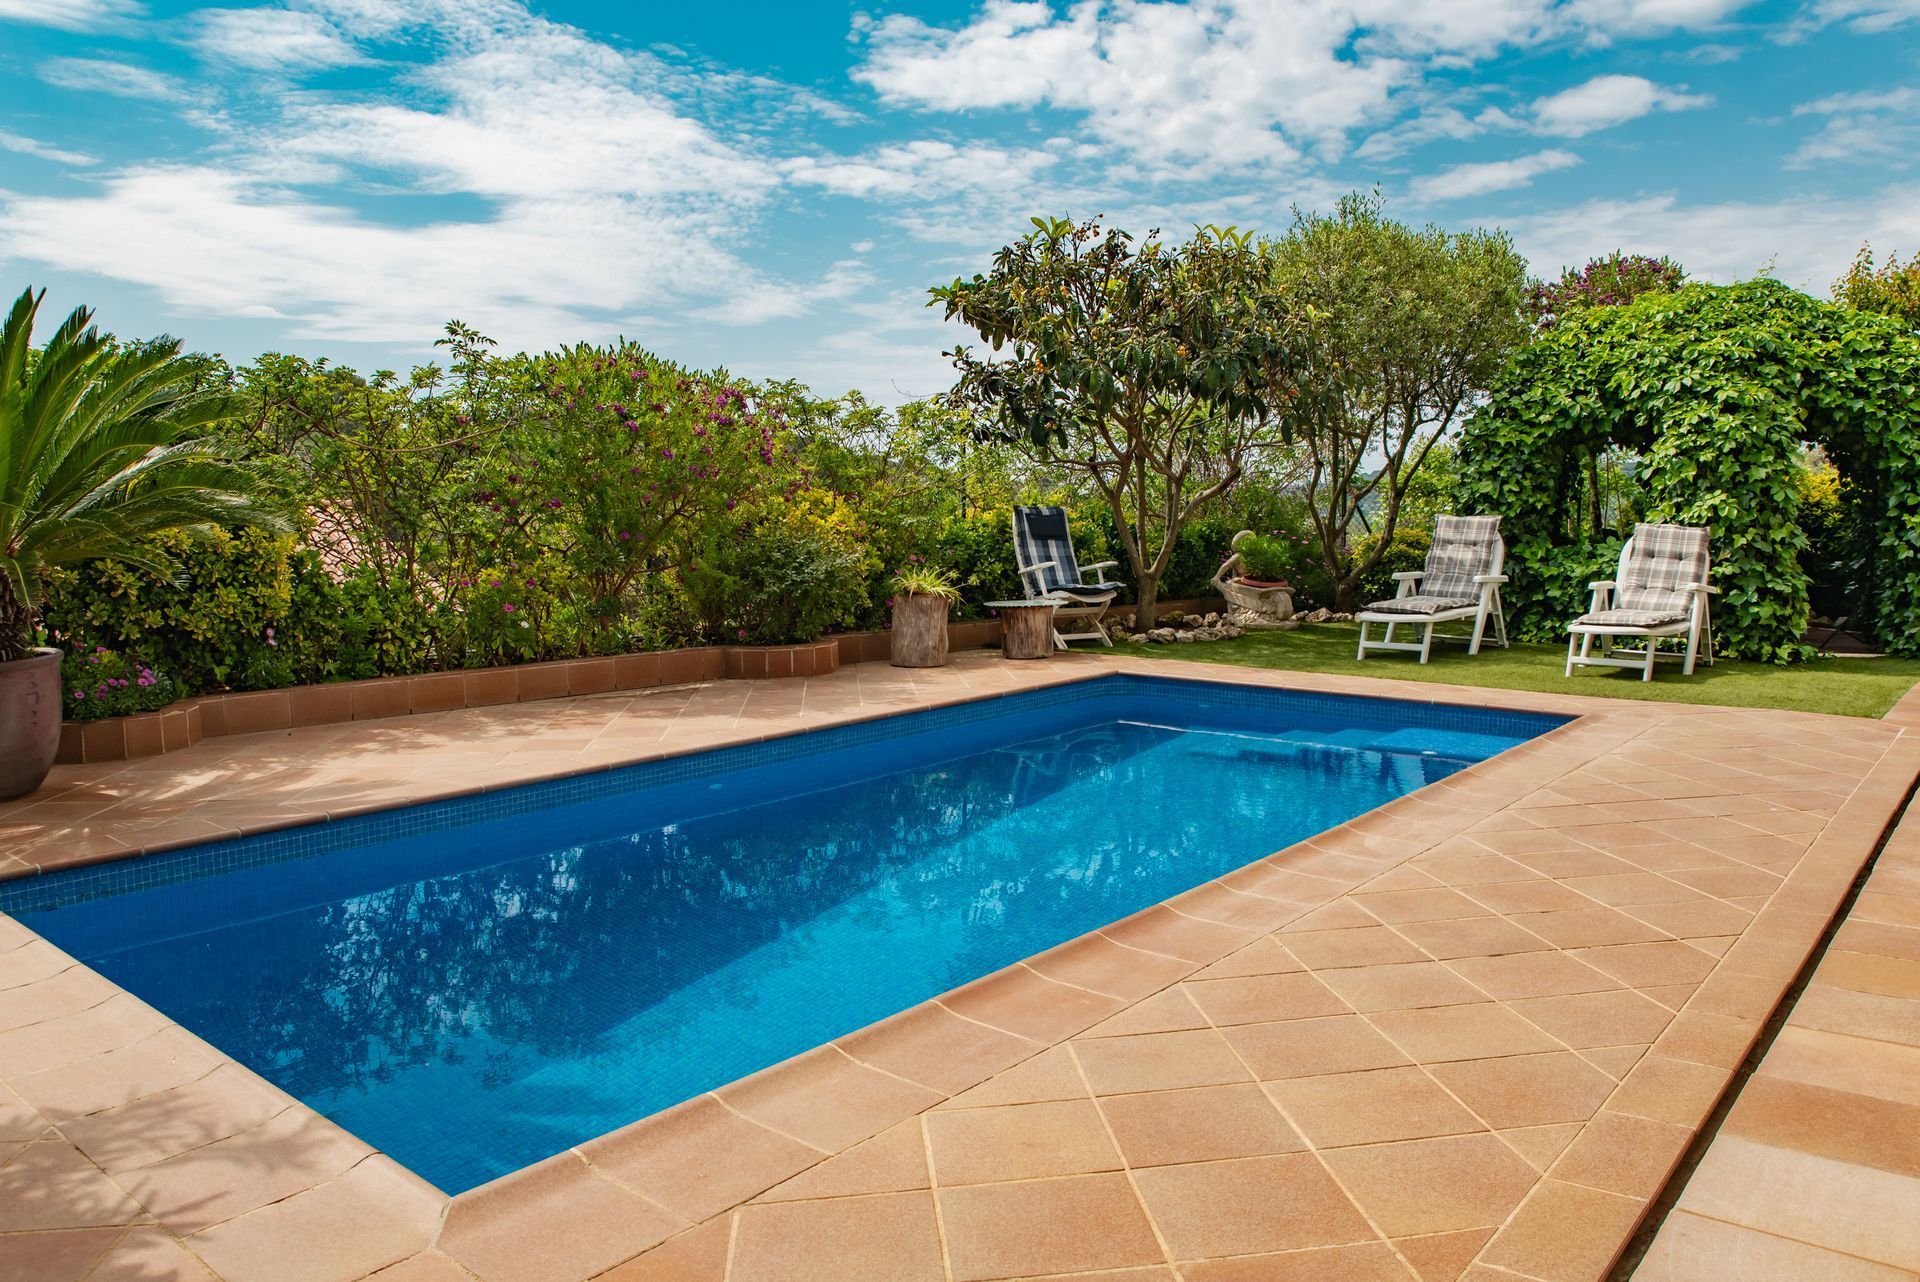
[{"x1": 1, "y1": 0, "x2": 1917, "y2": 403}]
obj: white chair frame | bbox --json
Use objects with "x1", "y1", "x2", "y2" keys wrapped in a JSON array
[
  {"x1": 1355, "y1": 544, "x2": 1510, "y2": 665},
  {"x1": 1565, "y1": 535, "x2": 1718, "y2": 682},
  {"x1": 1011, "y1": 514, "x2": 1120, "y2": 650}
]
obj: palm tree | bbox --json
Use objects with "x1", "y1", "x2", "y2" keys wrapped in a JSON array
[{"x1": 0, "y1": 287, "x2": 286, "y2": 662}]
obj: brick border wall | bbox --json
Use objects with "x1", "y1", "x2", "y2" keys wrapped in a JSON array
[{"x1": 55, "y1": 597, "x2": 1226, "y2": 766}]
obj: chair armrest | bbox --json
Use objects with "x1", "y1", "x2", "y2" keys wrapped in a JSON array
[
  {"x1": 1391, "y1": 571, "x2": 1424, "y2": 582},
  {"x1": 1016, "y1": 558, "x2": 1058, "y2": 576},
  {"x1": 1081, "y1": 561, "x2": 1119, "y2": 576},
  {"x1": 1586, "y1": 580, "x2": 1615, "y2": 611},
  {"x1": 1474, "y1": 574, "x2": 1509, "y2": 585},
  {"x1": 1588, "y1": 580, "x2": 1617, "y2": 591},
  {"x1": 1685, "y1": 582, "x2": 1719, "y2": 595}
]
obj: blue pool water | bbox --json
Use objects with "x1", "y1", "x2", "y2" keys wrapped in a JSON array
[{"x1": 5, "y1": 675, "x2": 1559, "y2": 1193}]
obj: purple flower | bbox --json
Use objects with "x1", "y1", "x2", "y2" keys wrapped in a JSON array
[{"x1": 503, "y1": 603, "x2": 517, "y2": 613}]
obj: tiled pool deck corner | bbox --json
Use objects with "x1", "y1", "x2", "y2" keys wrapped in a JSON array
[{"x1": 1, "y1": 650, "x2": 1916, "y2": 1282}]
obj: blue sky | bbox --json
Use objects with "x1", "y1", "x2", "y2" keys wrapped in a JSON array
[{"x1": 1, "y1": 0, "x2": 1916, "y2": 401}]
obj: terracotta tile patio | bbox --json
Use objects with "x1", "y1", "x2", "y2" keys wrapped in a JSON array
[{"x1": 0, "y1": 651, "x2": 1916, "y2": 1281}]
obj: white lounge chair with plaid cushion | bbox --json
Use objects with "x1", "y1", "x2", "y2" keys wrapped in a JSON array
[
  {"x1": 1012, "y1": 506, "x2": 1123, "y2": 648},
  {"x1": 1355, "y1": 515, "x2": 1509, "y2": 664},
  {"x1": 1566, "y1": 522, "x2": 1717, "y2": 682}
]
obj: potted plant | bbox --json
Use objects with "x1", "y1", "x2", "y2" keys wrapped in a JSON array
[
  {"x1": 1232, "y1": 532, "x2": 1296, "y2": 588},
  {"x1": 0, "y1": 288, "x2": 284, "y2": 799},
  {"x1": 889, "y1": 566, "x2": 960, "y2": 668}
]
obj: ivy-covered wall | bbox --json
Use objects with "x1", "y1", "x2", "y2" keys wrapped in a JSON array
[{"x1": 1458, "y1": 279, "x2": 1920, "y2": 661}]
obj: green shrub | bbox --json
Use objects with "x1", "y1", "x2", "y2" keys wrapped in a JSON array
[
  {"x1": 682, "y1": 500, "x2": 869, "y2": 645},
  {"x1": 1351, "y1": 526, "x2": 1433, "y2": 606},
  {"x1": 42, "y1": 529, "x2": 349, "y2": 693},
  {"x1": 59, "y1": 648, "x2": 181, "y2": 721}
]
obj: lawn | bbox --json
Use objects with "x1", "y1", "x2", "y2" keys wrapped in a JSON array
[{"x1": 1161, "y1": 623, "x2": 1920, "y2": 719}]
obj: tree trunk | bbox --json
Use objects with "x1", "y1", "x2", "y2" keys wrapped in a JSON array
[
  {"x1": 0, "y1": 583, "x2": 33, "y2": 665},
  {"x1": 1135, "y1": 574, "x2": 1160, "y2": 630},
  {"x1": 1334, "y1": 578, "x2": 1360, "y2": 613},
  {"x1": 1001, "y1": 604, "x2": 1056, "y2": 659},
  {"x1": 890, "y1": 594, "x2": 950, "y2": 667}
]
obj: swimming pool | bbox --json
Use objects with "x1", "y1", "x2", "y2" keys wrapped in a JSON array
[{"x1": 4, "y1": 674, "x2": 1562, "y2": 1194}]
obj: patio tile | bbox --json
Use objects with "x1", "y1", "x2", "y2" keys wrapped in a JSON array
[
  {"x1": 1477, "y1": 1179, "x2": 1646, "y2": 1282},
  {"x1": 939, "y1": 967, "x2": 1124, "y2": 1043},
  {"x1": 1072, "y1": 1028, "x2": 1253, "y2": 1095},
  {"x1": 1320, "y1": 1133, "x2": 1537, "y2": 1237},
  {"x1": 1519, "y1": 909, "x2": 1672, "y2": 950},
  {"x1": 187, "y1": 1157, "x2": 441, "y2": 1282},
  {"x1": 1393, "y1": 1228, "x2": 1495, "y2": 1282},
  {"x1": 0, "y1": 1226, "x2": 119, "y2": 1282},
  {"x1": 575, "y1": 1094, "x2": 825, "y2": 1222},
  {"x1": 595, "y1": 1218, "x2": 729, "y2": 1281},
  {"x1": 1498, "y1": 1123, "x2": 1583, "y2": 1172},
  {"x1": 1279, "y1": 926, "x2": 1428, "y2": 969},
  {"x1": 1605, "y1": 1054, "x2": 1730, "y2": 1129},
  {"x1": 1568, "y1": 940, "x2": 1718, "y2": 988},
  {"x1": 1180, "y1": 970, "x2": 1350, "y2": 1026},
  {"x1": 1098, "y1": 1083, "x2": 1304, "y2": 1167},
  {"x1": 924, "y1": 1097, "x2": 1121, "y2": 1184},
  {"x1": 1132, "y1": 1152, "x2": 1374, "y2": 1260},
  {"x1": 1366, "y1": 1002, "x2": 1562, "y2": 1063},
  {"x1": 939, "y1": 1172, "x2": 1164, "y2": 1281},
  {"x1": 437, "y1": 1153, "x2": 685, "y2": 1282},
  {"x1": 1635, "y1": 1211, "x2": 1916, "y2": 1282},
  {"x1": 754, "y1": 1120, "x2": 927, "y2": 1201},
  {"x1": 1264, "y1": 1066, "x2": 1483, "y2": 1148},
  {"x1": 1316, "y1": 962, "x2": 1484, "y2": 1012},
  {"x1": 112, "y1": 1103, "x2": 373, "y2": 1235},
  {"x1": 1023, "y1": 933, "x2": 1198, "y2": 999},
  {"x1": 1175, "y1": 1242, "x2": 1411, "y2": 1281},
  {"x1": 729, "y1": 1190, "x2": 944, "y2": 1282},
  {"x1": 0, "y1": 1137, "x2": 147, "y2": 1231},
  {"x1": 1427, "y1": 1052, "x2": 1617, "y2": 1129},
  {"x1": 1223, "y1": 1014, "x2": 1411, "y2": 1080},
  {"x1": 1507, "y1": 989, "x2": 1676, "y2": 1049},
  {"x1": 12, "y1": 1024, "x2": 226, "y2": 1123},
  {"x1": 936, "y1": 1044, "x2": 1086, "y2": 1110},
  {"x1": 1079, "y1": 987, "x2": 1210, "y2": 1039},
  {"x1": 1443, "y1": 950, "x2": 1622, "y2": 1000},
  {"x1": 718, "y1": 1047, "x2": 944, "y2": 1151},
  {"x1": 1723, "y1": 1073, "x2": 1920, "y2": 1179},
  {"x1": 1545, "y1": 1110, "x2": 1692, "y2": 1199},
  {"x1": 1679, "y1": 1135, "x2": 1920, "y2": 1270},
  {"x1": 58, "y1": 1061, "x2": 290, "y2": 1173}
]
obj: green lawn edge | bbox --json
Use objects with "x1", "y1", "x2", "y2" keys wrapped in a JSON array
[{"x1": 1151, "y1": 623, "x2": 1920, "y2": 719}]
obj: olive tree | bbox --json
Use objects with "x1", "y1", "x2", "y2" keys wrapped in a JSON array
[
  {"x1": 1266, "y1": 194, "x2": 1528, "y2": 611},
  {"x1": 932, "y1": 217, "x2": 1306, "y2": 627}
]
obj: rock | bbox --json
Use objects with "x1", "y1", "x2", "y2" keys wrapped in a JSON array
[
  {"x1": 1149, "y1": 627, "x2": 1177, "y2": 642},
  {"x1": 1174, "y1": 631, "x2": 1195, "y2": 643},
  {"x1": 1224, "y1": 624, "x2": 1244, "y2": 638},
  {"x1": 1127, "y1": 633, "x2": 1150, "y2": 644}
]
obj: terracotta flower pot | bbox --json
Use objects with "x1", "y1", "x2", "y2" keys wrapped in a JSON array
[
  {"x1": 0, "y1": 648, "x2": 61, "y2": 800},
  {"x1": 890, "y1": 594, "x2": 951, "y2": 667}
]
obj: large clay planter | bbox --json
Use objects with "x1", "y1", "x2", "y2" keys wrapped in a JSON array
[
  {"x1": 0, "y1": 648, "x2": 61, "y2": 800},
  {"x1": 890, "y1": 594, "x2": 952, "y2": 667}
]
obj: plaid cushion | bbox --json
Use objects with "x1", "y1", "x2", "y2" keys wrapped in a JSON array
[
  {"x1": 1366, "y1": 594, "x2": 1479, "y2": 616},
  {"x1": 1013, "y1": 506, "x2": 1083, "y2": 597},
  {"x1": 1420, "y1": 515, "x2": 1502, "y2": 599},
  {"x1": 1617, "y1": 523, "x2": 1709, "y2": 615},
  {"x1": 1575, "y1": 608, "x2": 1691, "y2": 629}
]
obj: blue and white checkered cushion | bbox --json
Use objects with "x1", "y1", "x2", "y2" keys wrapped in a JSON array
[
  {"x1": 1616, "y1": 523, "x2": 1709, "y2": 615},
  {"x1": 1365, "y1": 514, "x2": 1501, "y2": 613},
  {"x1": 1013, "y1": 506, "x2": 1120, "y2": 600},
  {"x1": 1418, "y1": 515, "x2": 1502, "y2": 599}
]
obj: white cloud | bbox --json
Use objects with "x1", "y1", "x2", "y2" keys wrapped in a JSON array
[
  {"x1": 1354, "y1": 104, "x2": 1522, "y2": 161},
  {"x1": 1531, "y1": 74, "x2": 1711, "y2": 136},
  {"x1": 1787, "y1": 86, "x2": 1920, "y2": 168},
  {"x1": 782, "y1": 141, "x2": 1057, "y2": 198},
  {"x1": 0, "y1": 129, "x2": 96, "y2": 166},
  {"x1": 0, "y1": 0, "x2": 137, "y2": 29},
  {"x1": 193, "y1": 8, "x2": 366, "y2": 71},
  {"x1": 38, "y1": 56, "x2": 189, "y2": 101},
  {"x1": 853, "y1": 0, "x2": 1403, "y2": 174},
  {"x1": 1410, "y1": 148, "x2": 1581, "y2": 200},
  {"x1": 1507, "y1": 185, "x2": 1920, "y2": 291},
  {"x1": 1559, "y1": 0, "x2": 1750, "y2": 34},
  {"x1": 1, "y1": 1, "x2": 808, "y2": 346},
  {"x1": 1805, "y1": 0, "x2": 1920, "y2": 31}
]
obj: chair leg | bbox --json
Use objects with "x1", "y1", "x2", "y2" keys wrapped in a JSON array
[
  {"x1": 1565, "y1": 633, "x2": 1577, "y2": 677},
  {"x1": 1420, "y1": 623, "x2": 1435, "y2": 664},
  {"x1": 1643, "y1": 639, "x2": 1658, "y2": 682},
  {"x1": 1493, "y1": 593, "x2": 1509, "y2": 648},
  {"x1": 1355, "y1": 621, "x2": 1369, "y2": 660},
  {"x1": 1468, "y1": 601, "x2": 1489, "y2": 655}
]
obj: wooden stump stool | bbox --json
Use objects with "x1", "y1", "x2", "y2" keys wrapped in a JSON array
[{"x1": 986, "y1": 599, "x2": 1060, "y2": 660}]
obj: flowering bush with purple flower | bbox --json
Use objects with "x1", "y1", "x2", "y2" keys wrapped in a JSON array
[{"x1": 59, "y1": 647, "x2": 180, "y2": 722}]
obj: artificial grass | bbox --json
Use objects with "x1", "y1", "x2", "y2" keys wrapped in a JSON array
[{"x1": 1157, "y1": 623, "x2": 1920, "y2": 719}]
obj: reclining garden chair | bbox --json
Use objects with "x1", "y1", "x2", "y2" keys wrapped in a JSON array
[
  {"x1": 1012, "y1": 505, "x2": 1124, "y2": 648},
  {"x1": 1355, "y1": 515, "x2": 1509, "y2": 664},
  {"x1": 1566, "y1": 522, "x2": 1716, "y2": 682}
]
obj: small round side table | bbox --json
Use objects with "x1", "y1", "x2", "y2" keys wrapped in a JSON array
[{"x1": 984, "y1": 599, "x2": 1061, "y2": 660}]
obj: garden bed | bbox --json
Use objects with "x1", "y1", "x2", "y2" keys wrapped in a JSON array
[{"x1": 56, "y1": 598, "x2": 1227, "y2": 765}]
